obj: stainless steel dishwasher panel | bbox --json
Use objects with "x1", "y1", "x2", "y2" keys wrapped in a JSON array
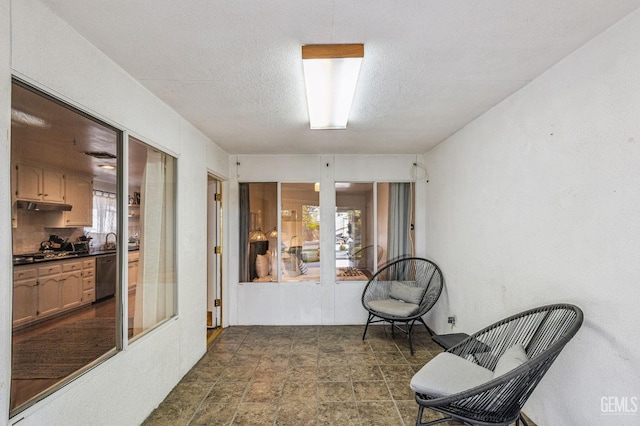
[{"x1": 95, "y1": 253, "x2": 117, "y2": 300}]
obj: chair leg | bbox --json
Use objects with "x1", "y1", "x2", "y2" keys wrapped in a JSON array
[
  {"x1": 362, "y1": 313, "x2": 373, "y2": 341},
  {"x1": 407, "y1": 321, "x2": 415, "y2": 355},
  {"x1": 416, "y1": 405, "x2": 452, "y2": 426},
  {"x1": 416, "y1": 316, "x2": 434, "y2": 335}
]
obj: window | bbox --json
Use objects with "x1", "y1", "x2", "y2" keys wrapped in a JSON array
[
  {"x1": 128, "y1": 137, "x2": 177, "y2": 338},
  {"x1": 238, "y1": 182, "x2": 320, "y2": 282},
  {"x1": 10, "y1": 81, "x2": 119, "y2": 414},
  {"x1": 281, "y1": 183, "x2": 320, "y2": 282},
  {"x1": 336, "y1": 182, "x2": 414, "y2": 280}
]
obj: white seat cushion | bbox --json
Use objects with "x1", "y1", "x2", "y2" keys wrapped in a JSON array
[
  {"x1": 410, "y1": 352, "x2": 493, "y2": 397},
  {"x1": 367, "y1": 299, "x2": 419, "y2": 317}
]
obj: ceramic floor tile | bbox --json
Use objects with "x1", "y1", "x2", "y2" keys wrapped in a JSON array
[
  {"x1": 288, "y1": 353, "x2": 318, "y2": 367},
  {"x1": 317, "y1": 381, "x2": 355, "y2": 402},
  {"x1": 386, "y1": 380, "x2": 415, "y2": 401},
  {"x1": 375, "y1": 350, "x2": 409, "y2": 365},
  {"x1": 243, "y1": 381, "x2": 284, "y2": 403},
  {"x1": 281, "y1": 381, "x2": 317, "y2": 402},
  {"x1": 317, "y1": 401, "x2": 360, "y2": 425},
  {"x1": 287, "y1": 365, "x2": 318, "y2": 382},
  {"x1": 218, "y1": 365, "x2": 255, "y2": 382},
  {"x1": 346, "y1": 351, "x2": 378, "y2": 365},
  {"x1": 143, "y1": 399, "x2": 195, "y2": 426},
  {"x1": 232, "y1": 402, "x2": 277, "y2": 425},
  {"x1": 275, "y1": 401, "x2": 318, "y2": 426},
  {"x1": 352, "y1": 381, "x2": 392, "y2": 401},
  {"x1": 349, "y1": 364, "x2": 384, "y2": 381},
  {"x1": 203, "y1": 382, "x2": 248, "y2": 405},
  {"x1": 379, "y1": 364, "x2": 415, "y2": 381},
  {"x1": 317, "y1": 364, "x2": 350, "y2": 381},
  {"x1": 190, "y1": 402, "x2": 238, "y2": 426},
  {"x1": 143, "y1": 326, "x2": 537, "y2": 426},
  {"x1": 357, "y1": 400, "x2": 402, "y2": 425}
]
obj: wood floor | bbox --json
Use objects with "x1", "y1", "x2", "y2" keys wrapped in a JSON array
[{"x1": 10, "y1": 293, "x2": 121, "y2": 412}]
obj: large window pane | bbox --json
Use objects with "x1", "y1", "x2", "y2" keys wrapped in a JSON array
[
  {"x1": 10, "y1": 81, "x2": 119, "y2": 414},
  {"x1": 335, "y1": 182, "x2": 415, "y2": 281},
  {"x1": 335, "y1": 183, "x2": 374, "y2": 280},
  {"x1": 128, "y1": 137, "x2": 177, "y2": 338},
  {"x1": 281, "y1": 183, "x2": 320, "y2": 282},
  {"x1": 239, "y1": 183, "x2": 277, "y2": 282}
]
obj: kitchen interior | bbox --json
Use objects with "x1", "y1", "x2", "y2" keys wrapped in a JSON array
[{"x1": 9, "y1": 81, "x2": 148, "y2": 413}]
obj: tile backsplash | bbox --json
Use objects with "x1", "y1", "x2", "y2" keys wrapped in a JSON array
[{"x1": 13, "y1": 210, "x2": 85, "y2": 254}]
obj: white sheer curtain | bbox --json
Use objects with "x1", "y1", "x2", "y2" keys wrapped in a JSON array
[
  {"x1": 133, "y1": 149, "x2": 175, "y2": 334},
  {"x1": 86, "y1": 190, "x2": 117, "y2": 241}
]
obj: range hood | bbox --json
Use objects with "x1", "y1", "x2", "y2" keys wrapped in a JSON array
[{"x1": 16, "y1": 200, "x2": 72, "y2": 212}]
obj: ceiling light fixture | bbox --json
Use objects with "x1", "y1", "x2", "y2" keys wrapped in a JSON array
[
  {"x1": 98, "y1": 164, "x2": 116, "y2": 170},
  {"x1": 302, "y1": 44, "x2": 364, "y2": 130}
]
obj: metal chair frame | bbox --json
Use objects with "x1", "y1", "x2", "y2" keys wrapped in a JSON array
[
  {"x1": 361, "y1": 257, "x2": 444, "y2": 355},
  {"x1": 413, "y1": 303, "x2": 583, "y2": 426}
]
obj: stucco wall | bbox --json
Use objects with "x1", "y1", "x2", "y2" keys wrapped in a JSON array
[
  {"x1": 424, "y1": 8, "x2": 640, "y2": 426},
  {"x1": 1, "y1": 0, "x2": 229, "y2": 424}
]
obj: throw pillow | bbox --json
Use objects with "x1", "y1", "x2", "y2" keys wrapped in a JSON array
[
  {"x1": 389, "y1": 281, "x2": 423, "y2": 304},
  {"x1": 493, "y1": 344, "x2": 528, "y2": 378}
]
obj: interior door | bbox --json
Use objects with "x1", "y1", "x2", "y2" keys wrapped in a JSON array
[{"x1": 207, "y1": 176, "x2": 222, "y2": 330}]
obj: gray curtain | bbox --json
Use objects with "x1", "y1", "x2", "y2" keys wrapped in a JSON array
[
  {"x1": 387, "y1": 182, "x2": 412, "y2": 263},
  {"x1": 239, "y1": 183, "x2": 250, "y2": 282}
]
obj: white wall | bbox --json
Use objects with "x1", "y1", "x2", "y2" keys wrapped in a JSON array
[
  {"x1": 424, "y1": 8, "x2": 640, "y2": 426},
  {"x1": 228, "y1": 154, "x2": 427, "y2": 325},
  {"x1": 1, "y1": 0, "x2": 229, "y2": 424}
]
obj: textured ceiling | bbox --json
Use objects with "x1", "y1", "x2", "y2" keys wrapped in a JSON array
[{"x1": 39, "y1": 0, "x2": 640, "y2": 155}]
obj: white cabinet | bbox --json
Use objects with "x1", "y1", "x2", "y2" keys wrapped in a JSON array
[
  {"x1": 16, "y1": 164, "x2": 65, "y2": 203},
  {"x1": 46, "y1": 173, "x2": 93, "y2": 228},
  {"x1": 60, "y1": 269, "x2": 83, "y2": 310},
  {"x1": 128, "y1": 251, "x2": 139, "y2": 289},
  {"x1": 63, "y1": 174, "x2": 93, "y2": 226},
  {"x1": 82, "y1": 258, "x2": 96, "y2": 303},
  {"x1": 36, "y1": 263, "x2": 62, "y2": 318},
  {"x1": 12, "y1": 257, "x2": 98, "y2": 327},
  {"x1": 13, "y1": 266, "x2": 38, "y2": 326}
]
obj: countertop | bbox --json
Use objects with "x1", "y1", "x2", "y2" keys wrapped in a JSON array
[{"x1": 13, "y1": 247, "x2": 139, "y2": 266}]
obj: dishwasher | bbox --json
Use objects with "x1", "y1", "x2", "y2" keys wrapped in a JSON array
[{"x1": 96, "y1": 253, "x2": 117, "y2": 300}]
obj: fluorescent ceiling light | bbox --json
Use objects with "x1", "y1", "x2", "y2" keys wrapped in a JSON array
[
  {"x1": 99, "y1": 164, "x2": 116, "y2": 170},
  {"x1": 11, "y1": 108, "x2": 49, "y2": 128},
  {"x1": 302, "y1": 44, "x2": 364, "y2": 130}
]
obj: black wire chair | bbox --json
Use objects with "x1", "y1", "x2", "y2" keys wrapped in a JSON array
[
  {"x1": 411, "y1": 303, "x2": 583, "y2": 426},
  {"x1": 361, "y1": 257, "x2": 444, "y2": 355}
]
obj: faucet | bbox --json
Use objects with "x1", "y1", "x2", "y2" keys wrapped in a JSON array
[{"x1": 105, "y1": 232, "x2": 117, "y2": 250}]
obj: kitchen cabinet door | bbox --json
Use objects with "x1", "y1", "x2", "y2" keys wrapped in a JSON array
[
  {"x1": 38, "y1": 274, "x2": 61, "y2": 318},
  {"x1": 16, "y1": 164, "x2": 66, "y2": 203},
  {"x1": 16, "y1": 164, "x2": 43, "y2": 201},
  {"x1": 60, "y1": 270, "x2": 83, "y2": 310},
  {"x1": 128, "y1": 259, "x2": 138, "y2": 289},
  {"x1": 64, "y1": 174, "x2": 93, "y2": 226},
  {"x1": 42, "y1": 169, "x2": 66, "y2": 202},
  {"x1": 13, "y1": 278, "x2": 38, "y2": 327}
]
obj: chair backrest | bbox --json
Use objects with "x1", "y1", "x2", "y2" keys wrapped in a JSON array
[
  {"x1": 362, "y1": 257, "x2": 444, "y2": 318},
  {"x1": 442, "y1": 304, "x2": 583, "y2": 422}
]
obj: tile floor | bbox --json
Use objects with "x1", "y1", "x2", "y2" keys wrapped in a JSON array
[{"x1": 144, "y1": 325, "x2": 535, "y2": 425}]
